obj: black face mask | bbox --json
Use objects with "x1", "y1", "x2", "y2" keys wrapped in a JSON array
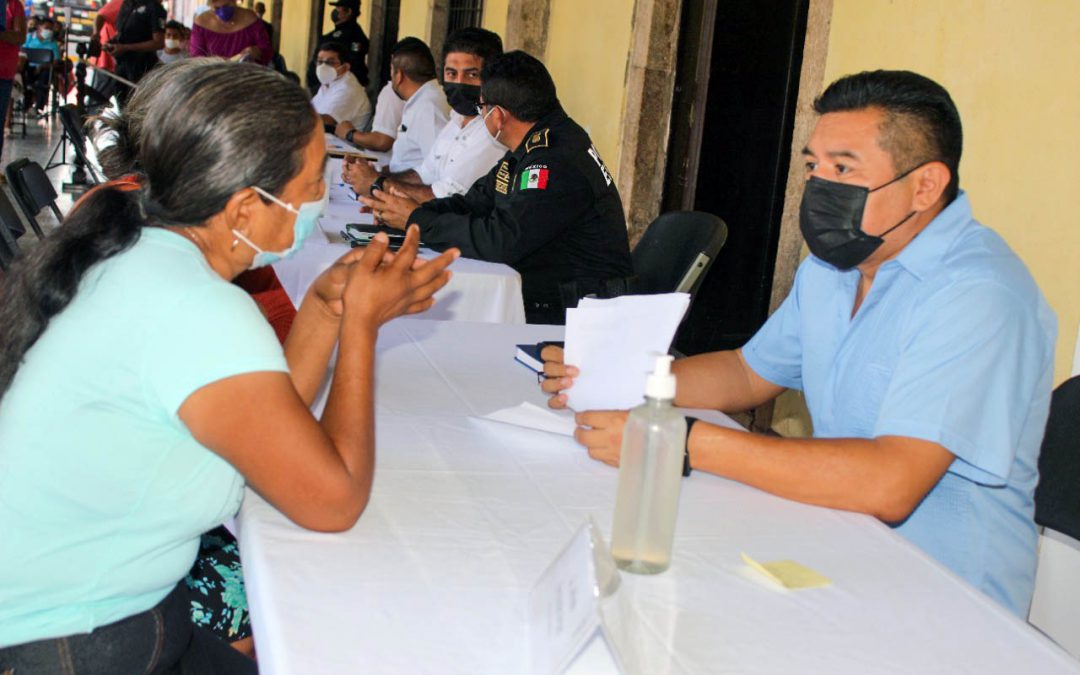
[
  {"x1": 330, "y1": 8, "x2": 340, "y2": 23},
  {"x1": 799, "y1": 167, "x2": 919, "y2": 270},
  {"x1": 443, "y1": 82, "x2": 482, "y2": 117}
]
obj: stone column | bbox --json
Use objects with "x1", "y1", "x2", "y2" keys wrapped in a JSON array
[
  {"x1": 426, "y1": 0, "x2": 450, "y2": 66},
  {"x1": 505, "y1": 0, "x2": 551, "y2": 57},
  {"x1": 616, "y1": 0, "x2": 683, "y2": 244}
]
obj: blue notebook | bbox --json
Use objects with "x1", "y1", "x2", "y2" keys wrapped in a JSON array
[{"x1": 515, "y1": 341, "x2": 563, "y2": 374}]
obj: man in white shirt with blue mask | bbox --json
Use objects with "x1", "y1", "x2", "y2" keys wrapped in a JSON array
[
  {"x1": 342, "y1": 27, "x2": 504, "y2": 203},
  {"x1": 311, "y1": 41, "x2": 372, "y2": 132}
]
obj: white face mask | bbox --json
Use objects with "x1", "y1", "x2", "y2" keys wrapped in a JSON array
[
  {"x1": 39, "y1": 29, "x2": 53, "y2": 40},
  {"x1": 482, "y1": 105, "x2": 503, "y2": 143},
  {"x1": 316, "y1": 64, "x2": 339, "y2": 86},
  {"x1": 164, "y1": 38, "x2": 180, "y2": 50}
]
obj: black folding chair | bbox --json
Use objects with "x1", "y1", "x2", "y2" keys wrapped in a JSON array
[
  {"x1": 0, "y1": 189, "x2": 22, "y2": 272},
  {"x1": 5, "y1": 158, "x2": 64, "y2": 239},
  {"x1": 1035, "y1": 375, "x2": 1080, "y2": 541},
  {"x1": 22, "y1": 47, "x2": 56, "y2": 115},
  {"x1": 631, "y1": 211, "x2": 728, "y2": 307}
]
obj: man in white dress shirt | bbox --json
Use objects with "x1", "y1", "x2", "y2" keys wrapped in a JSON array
[
  {"x1": 335, "y1": 81, "x2": 404, "y2": 153},
  {"x1": 311, "y1": 41, "x2": 372, "y2": 131},
  {"x1": 342, "y1": 28, "x2": 505, "y2": 204},
  {"x1": 376, "y1": 37, "x2": 450, "y2": 173}
]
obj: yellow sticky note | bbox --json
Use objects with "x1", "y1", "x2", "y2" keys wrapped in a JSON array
[{"x1": 741, "y1": 552, "x2": 832, "y2": 590}]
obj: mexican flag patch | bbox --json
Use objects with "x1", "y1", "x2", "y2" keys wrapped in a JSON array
[{"x1": 520, "y1": 167, "x2": 549, "y2": 190}]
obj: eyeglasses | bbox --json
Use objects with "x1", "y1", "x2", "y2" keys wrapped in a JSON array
[{"x1": 316, "y1": 60, "x2": 341, "y2": 67}]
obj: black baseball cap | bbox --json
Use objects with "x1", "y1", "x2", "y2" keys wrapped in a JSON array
[{"x1": 328, "y1": 0, "x2": 359, "y2": 10}]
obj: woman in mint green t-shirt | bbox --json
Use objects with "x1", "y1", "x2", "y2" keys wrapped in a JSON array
[{"x1": 0, "y1": 60, "x2": 457, "y2": 672}]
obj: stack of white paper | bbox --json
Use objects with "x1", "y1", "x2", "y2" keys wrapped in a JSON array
[{"x1": 563, "y1": 293, "x2": 690, "y2": 411}]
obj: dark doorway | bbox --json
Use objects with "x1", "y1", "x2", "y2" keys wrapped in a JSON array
[
  {"x1": 664, "y1": 0, "x2": 809, "y2": 355},
  {"x1": 377, "y1": 0, "x2": 402, "y2": 87}
]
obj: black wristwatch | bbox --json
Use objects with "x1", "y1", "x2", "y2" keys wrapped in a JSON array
[
  {"x1": 370, "y1": 175, "x2": 387, "y2": 196},
  {"x1": 345, "y1": 129, "x2": 356, "y2": 144},
  {"x1": 683, "y1": 417, "x2": 698, "y2": 477}
]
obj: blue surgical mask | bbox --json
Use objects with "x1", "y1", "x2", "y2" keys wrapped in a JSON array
[{"x1": 233, "y1": 184, "x2": 328, "y2": 269}]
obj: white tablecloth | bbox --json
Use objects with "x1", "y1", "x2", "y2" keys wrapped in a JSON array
[
  {"x1": 236, "y1": 320, "x2": 1079, "y2": 675},
  {"x1": 272, "y1": 157, "x2": 526, "y2": 324}
]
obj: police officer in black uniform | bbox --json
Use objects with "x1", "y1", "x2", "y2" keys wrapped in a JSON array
[
  {"x1": 106, "y1": 0, "x2": 166, "y2": 102},
  {"x1": 306, "y1": 0, "x2": 369, "y2": 95},
  {"x1": 363, "y1": 51, "x2": 633, "y2": 324}
]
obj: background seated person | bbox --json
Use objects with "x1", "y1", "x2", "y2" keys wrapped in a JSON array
[
  {"x1": 541, "y1": 70, "x2": 1057, "y2": 618},
  {"x1": 335, "y1": 79, "x2": 404, "y2": 152},
  {"x1": 312, "y1": 41, "x2": 371, "y2": 133},
  {"x1": 21, "y1": 16, "x2": 60, "y2": 112},
  {"x1": 342, "y1": 27, "x2": 505, "y2": 204},
  {"x1": 378, "y1": 37, "x2": 449, "y2": 173},
  {"x1": 0, "y1": 60, "x2": 456, "y2": 671},
  {"x1": 189, "y1": 0, "x2": 271, "y2": 64},
  {"x1": 362, "y1": 51, "x2": 633, "y2": 325},
  {"x1": 158, "y1": 20, "x2": 189, "y2": 64}
]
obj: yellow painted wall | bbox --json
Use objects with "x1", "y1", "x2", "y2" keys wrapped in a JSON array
[
  {"x1": 279, "y1": 0, "x2": 314, "y2": 79},
  {"x1": 825, "y1": 0, "x2": 1080, "y2": 383},
  {"x1": 544, "y1": 0, "x2": 634, "y2": 177},
  {"x1": 397, "y1": 0, "x2": 430, "y2": 40},
  {"x1": 481, "y1": 0, "x2": 508, "y2": 39}
]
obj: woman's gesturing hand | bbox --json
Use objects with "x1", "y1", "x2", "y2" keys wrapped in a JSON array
[{"x1": 343, "y1": 225, "x2": 458, "y2": 328}]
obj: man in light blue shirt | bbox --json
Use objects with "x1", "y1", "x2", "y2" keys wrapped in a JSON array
[{"x1": 554, "y1": 70, "x2": 1056, "y2": 616}]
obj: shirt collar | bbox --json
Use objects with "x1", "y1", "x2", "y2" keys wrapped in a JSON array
[
  {"x1": 890, "y1": 191, "x2": 973, "y2": 280},
  {"x1": 510, "y1": 107, "x2": 567, "y2": 158}
]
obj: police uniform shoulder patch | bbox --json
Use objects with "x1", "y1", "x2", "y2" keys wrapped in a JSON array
[
  {"x1": 524, "y1": 129, "x2": 550, "y2": 154},
  {"x1": 518, "y1": 164, "x2": 549, "y2": 191}
]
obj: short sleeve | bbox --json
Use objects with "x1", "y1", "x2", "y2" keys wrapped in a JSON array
[
  {"x1": 874, "y1": 280, "x2": 1054, "y2": 485},
  {"x1": 152, "y1": 3, "x2": 166, "y2": 31},
  {"x1": 371, "y1": 84, "x2": 402, "y2": 138},
  {"x1": 98, "y1": 0, "x2": 123, "y2": 23},
  {"x1": 141, "y1": 281, "x2": 288, "y2": 416},
  {"x1": 741, "y1": 263, "x2": 806, "y2": 390}
]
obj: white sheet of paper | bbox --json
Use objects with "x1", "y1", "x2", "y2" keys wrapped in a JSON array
[
  {"x1": 478, "y1": 402, "x2": 577, "y2": 437},
  {"x1": 564, "y1": 294, "x2": 690, "y2": 411}
]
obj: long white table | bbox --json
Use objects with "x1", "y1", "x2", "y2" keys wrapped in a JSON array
[
  {"x1": 271, "y1": 159, "x2": 526, "y2": 324},
  {"x1": 236, "y1": 320, "x2": 1079, "y2": 674}
]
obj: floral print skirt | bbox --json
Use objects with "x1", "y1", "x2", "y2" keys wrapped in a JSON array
[{"x1": 184, "y1": 525, "x2": 252, "y2": 643}]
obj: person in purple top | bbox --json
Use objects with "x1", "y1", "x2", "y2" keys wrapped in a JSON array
[{"x1": 189, "y1": 0, "x2": 270, "y2": 65}]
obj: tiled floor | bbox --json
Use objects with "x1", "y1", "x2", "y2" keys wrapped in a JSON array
[{"x1": 3, "y1": 109, "x2": 83, "y2": 243}]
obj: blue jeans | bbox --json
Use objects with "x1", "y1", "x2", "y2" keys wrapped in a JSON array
[{"x1": 0, "y1": 582, "x2": 257, "y2": 675}]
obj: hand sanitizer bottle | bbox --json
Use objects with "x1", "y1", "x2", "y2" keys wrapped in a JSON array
[{"x1": 610, "y1": 354, "x2": 686, "y2": 574}]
